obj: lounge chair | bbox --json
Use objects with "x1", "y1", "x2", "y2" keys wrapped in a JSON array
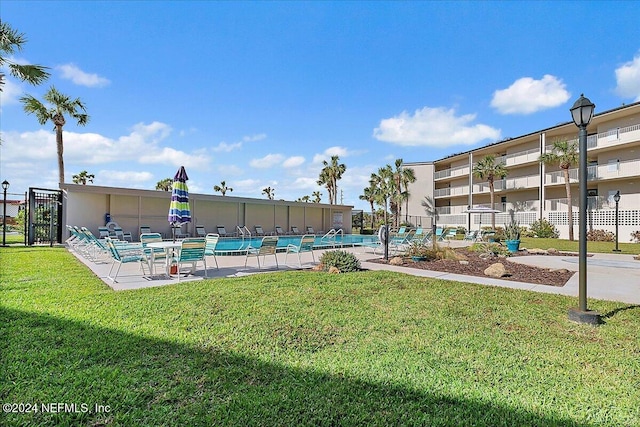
[
  {"x1": 173, "y1": 237, "x2": 207, "y2": 281},
  {"x1": 245, "y1": 236, "x2": 279, "y2": 269},
  {"x1": 98, "y1": 226, "x2": 110, "y2": 239},
  {"x1": 172, "y1": 224, "x2": 189, "y2": 239},
  {"x1": 463, "y1": 230, "x2": 478, "y2": 241},
  {"x1": 305, "y1": 226, "x2": 316, "y2": 235},
  {"x1": 105, "y1": 237, "x2": 147, "y2": 283},
  {"x1": 204, "y1": 233, "x2": 220, "y2": 270},
  {"x1": 114, "y1": 226, "x2": 133, "y2": 242},
  {"x1": 275, "y1": 226, "x2": 286, "y2": 236},
  {"x1": 217, "y1": 225, "x2": 230, "y2": 237},
  {"x1": 444, "y1": 229, "x2": 457, "y2": 240},
  {"x1": 139, "y1": 226, "x2": 152, "y2": 240},
  {"x1": 291, "y1": 226, "x2": 301, "y2": 235},
  {"x1": 284, "y1": 234, "x2": 316, "y2": 267},
  {"x1": 254, "y1": 225, "x2": 265, "y2": 236},
  {"x1": 195, "y1": 225, "x2": 207, "y2": 238}
]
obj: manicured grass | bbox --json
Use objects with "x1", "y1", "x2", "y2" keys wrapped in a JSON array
[
  {"x1": 1, "y1": 246, "x2": 639, "y2": 426},
  {"x1": 520, "y1": 237, "x2": 640, "y2": 255}
]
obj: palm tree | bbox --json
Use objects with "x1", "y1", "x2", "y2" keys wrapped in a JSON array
[
  {"x1": 370, "y1": 165, "x2": 395, "y2": 259},
  {"x1": 472, "y1": 154, "x2": 508, "y2": 230},
  {"x1": 317, "y1": 155, "x2": 346, "y2": 205},
  {"x1": 297, "y1": 195, "x2": 310, "y2": 203},
  {"x1": 391, "y1": 159, "x2": 416, "y2": 227},
  {"x1": 72, "y1": 170, "x2": 94, "y2": 185},
  {"x1": 359, "y1": 185, "x2": 376, "y2": 228},
  {"x1": 311, "y1": 191, "x2": 322, "y2": 203},
  {"x1": 213, "y1": 180, "x2": 233, "y2": 196},
  {"x1": 420, "y1": 195, "x2": 439, "y2": 233},
  {"x1": 156, "y1": 178, "x2": 172, "y2": 191},
  {"x1": 21, "y1": 86, "x2": 89, "y2": 185},
  {"x1": 262, "y1": 186, "x2": 275, "y2": 200},
  {"x1": 539, "y1": 139, "x2": 579, "y2": 241},
  {"x1": 0, "y1": 21, "x2": 50, "y2": 90}
]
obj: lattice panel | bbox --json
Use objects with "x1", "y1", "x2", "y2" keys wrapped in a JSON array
[{"x1": 549, "y1": 210, "x2": 640, "y2": 226}]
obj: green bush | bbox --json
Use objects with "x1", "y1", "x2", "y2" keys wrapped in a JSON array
[
  {"x1": 529, "y1": 219, "x2": 559, "y2": 238},
  {"x1": 587, "y1": 229, "x2": 615, "y2": 242},
  {"x1": 470, "y1": 242, "x2": 511, "y2": 257},
  {"x1": 319, "y1": 250, "x2": 361, "y2": 272}
]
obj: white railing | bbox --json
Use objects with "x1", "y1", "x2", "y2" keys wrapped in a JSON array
[
  {"x1": 545, "y1": 196, "x2": 611, "y2": 211},
  {"x1": 546, "y1": 158, "x2": 639, "y2": 183},
  {"x1": 434, "y1": 164, "x2": 470, "y2": 180},
  {"x1": 504, "y1": 148, "x2": 540, "y2": 166},
  {"x1": 546, "y1": 122, "x2": 640, "y2": 152},
  {"x1": 473, "y1": 174, "x2": 539, "y2": 193},
  {"x1": 434, "y1": 185, "x2": 469, "y2": 198}
]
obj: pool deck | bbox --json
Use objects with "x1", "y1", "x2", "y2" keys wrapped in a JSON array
[{"x1": 69, "y1": 241, "x2": 640, "y2": 305}]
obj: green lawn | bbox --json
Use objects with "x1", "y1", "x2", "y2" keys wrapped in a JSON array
[
  {"x1": 1, "y1": 246, "x2": 639, "y2": 426},
  {"x1": 520, "y1": 236, "x2": 640, "y2": 255}
]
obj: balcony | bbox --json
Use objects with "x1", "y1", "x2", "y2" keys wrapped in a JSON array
[
  {"x1": 546, "y1": 122, "x2": 640, "y2": 153},
  {"x1": 545, "y1": 158, "x2": 640, "y2": 184},
  {"x1": 434, "y1": 184, "x2": 469, "y2": 198},
  {"x1": 434, "y1": 164, "x2": 470, "y2": 180},
  {"x1": 545, "y1": 196, "x2": 611, "y2": 211},
  {"x1": 504, "y1": 147, "x2": 540, "y2": 166},
  {"x1": 473, "y1": 174, "x2": 540, "y2": 193}
]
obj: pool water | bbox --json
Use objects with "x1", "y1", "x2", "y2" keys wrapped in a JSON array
[{"x1": 214, "y1": 234, "x2": 379, "y2": 253}]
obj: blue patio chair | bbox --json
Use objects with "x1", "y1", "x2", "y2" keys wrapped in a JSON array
[
  {"x1": 140, "y1": 233, "x2": 167, "y2": 275},
  {"x1": 245, "y1": 236, "x2": 279, "y2": 269},
  {"x1": 173, "y1": 237, "x2": 207, "y2": 281},
  {"x1": 204, "y1": 233, "x2": 220, "y2": 270},
  {"x1": 284, "y1": 234, "x2": 316, "y2": 267},
  {"x1": 105, "y1": 237, "x2": 147, "y2": 283},
  {"x1": 98, "y1": 226, "x2": 110, "y2": 239},
  {"x1": 114, "y1": 226, "x2": 133, "y2": 242}
]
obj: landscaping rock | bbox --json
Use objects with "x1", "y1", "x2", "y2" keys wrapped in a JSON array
[
  {"x1": 484, "y1": 263, "x2": 509, "y2": 278},
  {"x1": 550, "y1": 268, "x2": 570, "y2": 274},
  {"x1": 311, "y1": 264, "x2": 324, "y2": 271},
  {"x1": 527, "y1": 248, "x2": 548, "y2": 255},
  {"x1": 459, "y1": 260, "x2": 469, "y2": 265},
  {"x1": 328, "y1": 266, "x2": 340, "y2": 274},
  {"x1": 548, "y1": 247, "x2": 559, "y2": 254},
  {"x1": 634, "y1": 254, "x2": 640, "y2": 261},
  {"x1": 389, "y1": 257, "x2": 404, "y2": 266}
]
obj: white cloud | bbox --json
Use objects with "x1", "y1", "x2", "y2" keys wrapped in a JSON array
[
  {"x1": 282, "y1": 156, "x2": 305, "y2": 168},
  {"x1": 312, "y1": 146, "x2": 355, "y2": 164},
  {"x1": 373, "y1": 107, "x2": 501, "y2": 147},
  {"x1": 97, "y1": 169, "x2": 154, "y2": 185},
  {"x1": 249, "y1": 153, "x2": 284, "y2": 168},
  {"x1": 491, "y1": 75, "x2": 570, "y2": 114},
  {"x1": 615, "y1": 52, "x2": 640, "y2": 101},
  {"x1": 243, "y1": 133, "x2": 267, "y2": 142},
  {"x1": 0, "y1": 78, "x2": 23, "y2": 107},
  {"x1": 57, "y1": 63, "x2": 110, "y2": 87},
  {"x1": 139, "y1": 146, "x2": 210, "y2": 169},
  {"x1": 212, "y1": 141, "x2": 242, "y2": 152}
]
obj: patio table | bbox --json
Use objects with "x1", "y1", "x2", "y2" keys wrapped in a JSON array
[{"x1": 146, "y1": 240, "x2": 182, "y2": 277}]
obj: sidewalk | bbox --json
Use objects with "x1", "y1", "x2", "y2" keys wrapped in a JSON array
[{"x1": 71, "y1": 245, "x2": 640, "y2": 305}]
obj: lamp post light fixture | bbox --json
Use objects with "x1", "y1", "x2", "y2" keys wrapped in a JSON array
[
  {"x1": 613, "y1": 190, "x2": 621, "y2": 253},
  {"x1": 568, "y1": 94, "x2": 601, "y2": 325},
  {"x1": 2, "y1": 180, "x2": 9, "y2": 246}
]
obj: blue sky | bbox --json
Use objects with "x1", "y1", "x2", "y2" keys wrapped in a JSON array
[{"x1": 1, "y1": 1, "x2": 640, "y2": 210}]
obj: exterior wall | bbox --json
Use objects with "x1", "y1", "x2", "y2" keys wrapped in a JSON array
[
  {"x1": 405, "y1": 101, "x2": 640, "y2": 242},
  {"x1": 61, "y1": 184, "x2": 352, "y2": 240}
]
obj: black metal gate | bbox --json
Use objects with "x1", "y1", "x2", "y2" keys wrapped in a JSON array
[{"x1": 28, "y1": 188, "x2": 63, "y2": 246}]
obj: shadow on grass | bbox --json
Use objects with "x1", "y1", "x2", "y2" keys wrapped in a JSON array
[
  {"x1": 601, "y1": 304, "x2": 640, "y2": 319},
  {"x1": 0, "y1": 307, "x2": 590, "y2": 427}
]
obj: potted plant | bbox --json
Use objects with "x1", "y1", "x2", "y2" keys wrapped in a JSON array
[
  {"x1": 504, "y1": 220, "x2": 521, "y2": 253},
  {"x1": 405, "y1": 241, "x2": 432, "y2": 261}
]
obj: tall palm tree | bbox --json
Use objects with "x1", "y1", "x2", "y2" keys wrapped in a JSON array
[
  {"x1": 311, "y1": 191, "x2": 322, "y2": 203},
  {"x1": 297, "y1": 195, "x2": 310, "y2": 203},
  {"x1": 359, "y1": 185, "x2": 376, "y2": 228},
  {"x1": 472, "y1": 154, "x2": 508, "y2": 230},
  {"x1": 72, "y1": 170, "x2": 94, "y2": 185},
  {"x1": 539, "y1": 139, "x2": 579, "y2": 241},
  {"x1": 21, "y1": 86, "x2": 89, "y2": 185},
  {"x1": 0, "y1": 21, "x2": 50, "y2": 90},
  {"x1": 391, "y1": 158, "x2": 416, "y2": 227},
  {"x1": 370, "y1": 165, "x2": 395, "y2": 259},
  {"x1": 156, "y1": 178, "x2": 172, "y2": 191},
  {"x1": 213, "y1": 180, "x2": 233, "y2": 196},
  {"x1": 262, "y1": 186, "x2": 275, "y2": 200},
  {"x1": 317, "y1": 155, "x2": 346, "y2": 205}
]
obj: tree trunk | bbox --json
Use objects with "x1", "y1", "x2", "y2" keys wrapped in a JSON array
[
  {"x1": 55, "y1": 124, "x2": 65, "y2": 186},
  {"x1": 489, "y1": 180, "x2": 496, "y2": 230},
  {"x1": 564, "y1": 168, "x2": 574, "y2": 241},
  {"x1": 370, "y1": 201, "x2": 375, "y2": 228}
]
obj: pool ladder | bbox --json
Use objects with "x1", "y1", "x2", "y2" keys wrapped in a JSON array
[
  {"x1": 237, "y1": 225, "x2": 252, "y2": 249},
  {"x1": 321, "y1": 228, "x2": 344, "y2": 248}
]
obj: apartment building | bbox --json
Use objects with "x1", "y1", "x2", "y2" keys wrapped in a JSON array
[{"x1": 405, "y1": 101, "x2": 640, "y2": 242}]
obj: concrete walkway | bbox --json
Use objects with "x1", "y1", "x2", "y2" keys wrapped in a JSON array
[{"x1": 70, "y1": 244, "x2": 640, "y2": 305}]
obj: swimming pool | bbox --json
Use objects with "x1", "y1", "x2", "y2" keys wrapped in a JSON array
[{"x1": 214, "y1": 234, "x2": 379, "y2": 254}]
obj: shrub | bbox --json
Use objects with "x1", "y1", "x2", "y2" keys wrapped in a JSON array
[
  {"x1": 587, "y1": 229, "x2": 615, "y2": 242},
  {"x1": 631, "y1": 231, "x2": 640, "y2": 243},
  {"x1": 470, "y1": 242, "x2": 511, "y2": 257},
  {"x1": 529, "y1": 219, "x2": 559, "y2": 238},
  {"x1": 504, "y1": 220, "x2": 521, "y2": 241},
  {"x1": 319, "y1": 250, "x2": 361, "y2": 272}
]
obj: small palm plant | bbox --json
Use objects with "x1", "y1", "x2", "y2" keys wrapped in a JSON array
[{"x1": 504, "y1": 220, "x2": 521, "y2": 241}]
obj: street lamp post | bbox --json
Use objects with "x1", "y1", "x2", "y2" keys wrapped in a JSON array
[
  {"x1": 568, "y1": 94, "x2": 600, "y2": 325},
  {"x1": 2, "y1": 180, "x2": 9, "y2": 246},
  {"x1": 613, "y1": 191, "x2": 621, "y2": 252}
]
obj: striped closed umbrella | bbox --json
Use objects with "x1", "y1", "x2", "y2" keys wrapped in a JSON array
[{"x1": 168, "y1": 166, "x2": 191, "y2": 241}]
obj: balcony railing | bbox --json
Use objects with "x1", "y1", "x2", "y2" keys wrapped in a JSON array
[
  {"x1": 546, "y1": 122, "x2": 640, "y2": 153},
  {"x1": 545, "y1": 196, "x2": 611, "y2": 211},
  {"x1": 504, "y1": 148, "x2": 540, "y2": 166},
  {"x1": 434, "y1": 164, "x2": 470, "y2": 180},
  {"x1": 545, "y1": 158, "x2": 640, "y2": 184},
  {"x1": 434, "y1": 185, "x2": 469, "y2": 198},
  {"x1": 473, "y1": 174, "x2": 539, "y2": 193}
]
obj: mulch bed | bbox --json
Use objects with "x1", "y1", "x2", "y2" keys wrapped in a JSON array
[{"x1": 371, "y1": 248, "x2": 576, "y2": 287}]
